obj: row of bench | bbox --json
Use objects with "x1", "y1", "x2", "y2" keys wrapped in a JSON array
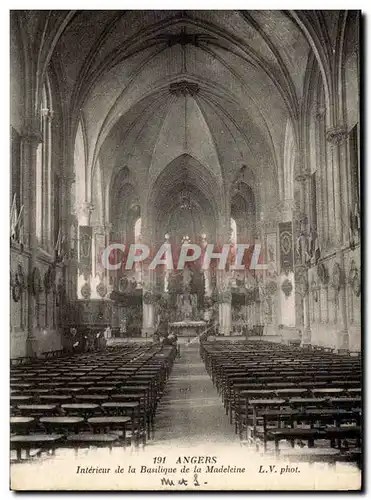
[
  {"x1": 10, "y1": 343, "x2": 177, "y2": 462},
  {"x1": 200, "y1": 340, "x2": 362, "y2": 467}
]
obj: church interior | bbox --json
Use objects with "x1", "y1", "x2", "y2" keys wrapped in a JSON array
[{"x1": 10, "y1": 10, "x2": 361, "y2": 484}]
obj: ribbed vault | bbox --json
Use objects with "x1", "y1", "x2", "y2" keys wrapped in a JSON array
[
  {"x1": 44, "y1": 10, "x2": 318, "y2": 210},
  {"x1": 13, "y1": 9, "x2": 353, "y2": 225}
]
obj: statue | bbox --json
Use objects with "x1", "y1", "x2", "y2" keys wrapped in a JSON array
[
  {"x1": 183, "y1": 266, "x2": 192, "y2": 290},
  {"x1": 191, "y1": 294, "x2": 197, "y2": 308}
]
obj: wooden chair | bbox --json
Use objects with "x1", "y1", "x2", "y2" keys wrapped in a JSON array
[
  {"x1": 87, "y1": 416, "x2": 132, "y2": 446},
  {"x1": 10, "y1": 434, "x2": 65, "y2": 461},
  {"x1": 39, "y1": 416, "x2": 85, "y2": 435},
  {"x1": 65, "y1": 433, "x2": 119, "y2": 453}
]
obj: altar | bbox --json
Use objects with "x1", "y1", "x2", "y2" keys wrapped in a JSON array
[{"x1": 169, "y1": 321, "x2": 206, "y2": 337}]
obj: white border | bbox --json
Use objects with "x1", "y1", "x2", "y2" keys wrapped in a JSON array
[{"x1": 1, "y1": 4, "x2": 369, "y2": 499}]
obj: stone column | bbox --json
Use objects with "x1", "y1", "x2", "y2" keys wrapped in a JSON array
[
  {"x1": 41, "y1": 108, "x2": 56, "y2": 251},
  {"x1": 104, "y1": 223, "x2": 114, "y2": 294},
  {"x1": 61, "y1": 173, "x2": 77, "y2": 303},
  {"x1": 76, "y1": 202, "x2": 94, "y2": 299},
  {"x1": 217, "y1": 271, "x2": 232, "y2": 336},
  {"x1": 140, "y1": 217, "x2": 155, "y2": 337},
  {"x1": 89, "y1": 224, "x2": 105, "y2": 299},
  {"x1": 276, "y1": 200, "x2": 295, "y2": 330},
  {"x1": 295, "y1": 173, "x2": 311, "y2": 346},
  {"x1": 220, "y1": 301, "x2": 232, "y2": 336},
  {"x1": 255, "y1": 214, "x2": 267, "y2": 333},
  {"x1": 200, "y1": 234, "x2": 211, "y2": 297},
  {"x1": 215, "y1": 213, "x2": 232, "y2": 336},
  {"x1": 60, "y1": 213, "x2": 77, "y2": 304},
  {"x1": 142, "y1": 283, "x2": 155, "y2": 338},
  {"x1": 22, "y1": 128, "x2": 42, "y2": 357},
  {"x1": 77, "y1": 201, "x2": 94, "y2": 227},
  {"x1": 326, "y1": 126, "x2": 349, "y2": 351}
]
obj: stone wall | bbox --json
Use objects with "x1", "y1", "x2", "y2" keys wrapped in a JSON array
[
  {"x1": 308, "y1": 245, "x2": 361, "y2": 351},
  {"x1": 10, "y1": 246, "x2": 63, "y2": 358}
]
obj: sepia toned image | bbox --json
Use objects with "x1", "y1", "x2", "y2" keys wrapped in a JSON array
[{"x1": 9, "y1": 9, "x2": 362, "y2": 491}]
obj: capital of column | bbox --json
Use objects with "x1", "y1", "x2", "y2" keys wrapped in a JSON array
[
  {"x1": 293, "y1": 211, "x2": 308, "y2": 227},
  {"x1": 295, "y1": 171, "x2": 311, "y2": 183},
  {"x1": 278, "y1": 199, "x2": 294, "y2": 222},
  {"x1": 255, "y1": 220, "x2": 264, "y2": 233},
  {"x1": 92, "y1": 224, "x2": 106, "y2": 235},
  {"x1": 41, "y1": 108, "x2": 54, "y2": 120},
  {"x1": 104, "y1": 223, "x2": 113, "y2": 236},
  {"x1": 76, "y1": 202, "x2": 94, "y2": 225},
  {"x1": 61, "y1": 171, "x2": 76, "y2": 187},
  {"x1": 66, "y1": 212, "x2": 77, "y2": 228},
  {"x1": 217, "y1": 289, "x2": 232, "y2": 304},
  {"x1": 79, "y1": 202, "x2": 94, "y2": 217},
  {"x1": 278, "y1": 199, "x2": 294, "y2": 212},
  {"x1": 20, "y1": 127, "x2": 42, "y2": 145},
  {"x1": 326, "y1": 125, "x2": 348, "y2": 146},
  {"x1": 315, "y1": 107, "x2": 326, "y2": 122}
]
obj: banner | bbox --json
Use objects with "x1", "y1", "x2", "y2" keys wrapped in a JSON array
[
  {"x1": 279, "y1": 222, "x2": 293, "y2": 275},
  {"x1": 79, "y1": 226, "x2": 92, "y2": 276},
  {"x1": 266, "y1": 232, "x2": 277, "y2": 277},
  {"x1": 95, "y1": 232, "x2": 106, "y2": 277}
]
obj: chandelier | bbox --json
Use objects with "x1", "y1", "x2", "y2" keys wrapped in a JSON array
[{"x1": 180, "y1": 189, "x2": 191, "y2": 210}]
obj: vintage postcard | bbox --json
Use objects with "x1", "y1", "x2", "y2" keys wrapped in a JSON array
[{"x1": 9, "y1": 9, "x2": 362, "y2": 491}]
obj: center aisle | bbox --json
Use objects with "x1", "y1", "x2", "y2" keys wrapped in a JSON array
[{"x1": 151, "y1": 342, "x2": 239, "y2": 447}]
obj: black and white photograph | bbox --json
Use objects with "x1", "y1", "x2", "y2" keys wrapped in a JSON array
[{"x1": 9, "y1": 9, "x2": 362, "y2": 491}]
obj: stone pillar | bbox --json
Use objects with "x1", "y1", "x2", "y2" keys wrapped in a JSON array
[
  {"x1": 296, "y1": 263, "x2": 310, "y2": 344},
  {"x1": 77, "y1": 201, "x2": 94, "y2": 227},
  {"x1": 40, "y1": 108, "x2": 53, "y2": 251},
  {"x1": 89, "y1": 224, "x2": 106, "y2": 299},
  {"x1": 326, "y1": 126, "x2": 349, "y2": 350},
  {"x1": 64, "y1": 214, "x2": 78, "y2": 302},
  {"x1": 204, "y1": 270, "x2": 211, "y2": 297},
  {"x1": 142, "y1": 282, "x2": 155, "y2": 338},
  {"x1": 295, "y1": 173, "x2": 311, "y2": 346},
  {"x1": 219, "y1": 301, "x2": 232, "y2": 336},
  {"x1": 163, "y1": 233, "x2": 170, "y2": 293},
  {"x1": 217, "y1": 271, "x2": 232, "y2": 336},
  {"x1": 200, "y1": 234, "x2": 211, "y2": 297},
  {"x1": 214, "y1": 214, "x2": 232, "y2": 336},
  {"x1": 143, "y1": 303, "x2": 155, "y2": 337},
  {"x1": 255, "y1": 214, "x2": 266, "y2": 333},
  {"x1": 139, "y1": 215, "x2": 155, "y2": 338},
  {"x1": 76, "y1": 202, "x2": 94, "y2": 299},
  {"x1": 61, "y1": 172, "x2": 77, "y2": 304},
  {"x1": 22, "y1": 128, "x2": 42, "y2": 357},
  {"x1": 276, "y1": 200, "x2": 295, "y2": 330}
]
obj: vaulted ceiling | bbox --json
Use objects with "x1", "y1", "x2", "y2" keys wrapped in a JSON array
[
  {"x1": 12, "y1": 10, "x2": 350, "y2": 218},
  {"x1": 56, "y1": 11, "x2": 311, "y2": 196}
]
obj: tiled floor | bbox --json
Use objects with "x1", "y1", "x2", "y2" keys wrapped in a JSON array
[{"x1": 151, "y1": 342, "x2": 239, "y2": 447}]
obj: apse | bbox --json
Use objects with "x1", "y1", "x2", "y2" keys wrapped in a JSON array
[{"x1": 148, "y1": 154, "x2": 218, "y2": 247}]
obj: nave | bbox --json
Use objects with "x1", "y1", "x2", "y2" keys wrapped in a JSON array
[{"x1": 9, "y1": 10, "x2": 362, "y2": 491}]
